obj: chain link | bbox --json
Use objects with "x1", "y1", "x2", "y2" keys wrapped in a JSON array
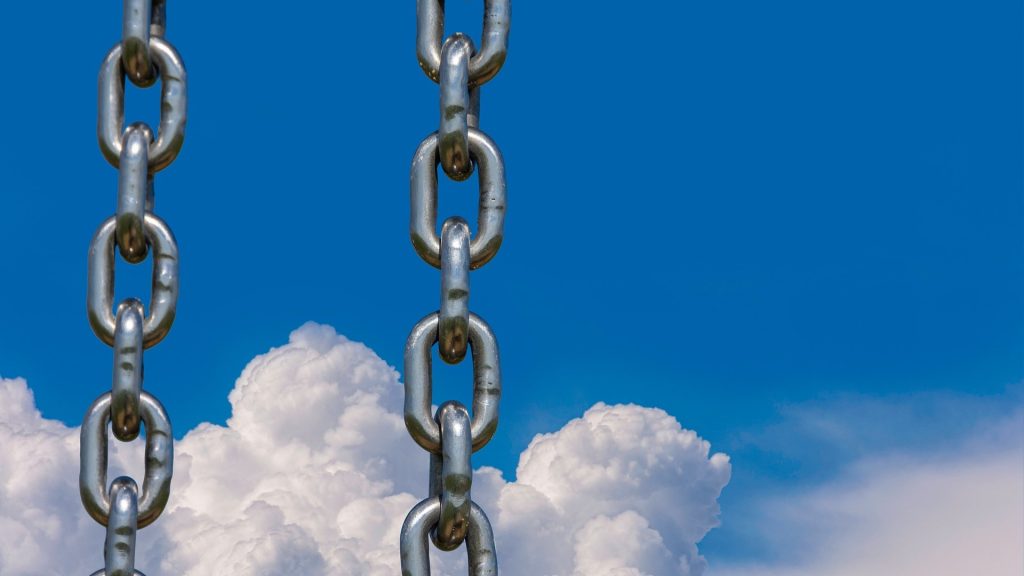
[
  {"x1": 410, "y1": 128, "x2": 506, "y2": 270},
  {"x1": 81, "y1": 1, "x2": 186, "y2": 573},
  {"x1": 401, "y1": 1, "x2": 512, "y2": 573},
  {"x1": 429, "y1": 401, "x2": 473, "y2": 550},
  {"x1": 401, "y1": 498, "x2": 498, "y2": 576},
  {"x1": 87, "y1": 213, "x2": 178, "y2": 348},
  {"x1": 116, "y1": 124, "x2": 153, "y2": 263},
  {"x1": 416, "y1": 0, "x2": 510, "y2": 85},
  {"x1": 122, "y1": 0, "x2": 155, "y2": 87},
  {"x1": 439, "y1": 217, "x2": 472, "y2": 364},
  {"x1": 104, "y1": 477, "x2": 140, "y2": 576},
  {"x1": 404, "y1": 312, "x2": 501, "y2": 453},
  {"x1": 439, "y1": 34, "x2": 477, "y2": 181},
  {"x1": 98, "y1": 37, "x2": 186, "y2": 172},
  {"x1": 111, "y1": 299, "x2": 145, "y2": 442},
  {"x1": 80, "y1": 391, "x2": 173, "y2": 529}
]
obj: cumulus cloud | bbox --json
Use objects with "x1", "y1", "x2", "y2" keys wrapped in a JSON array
[
  {"x1": 709, "y1": 402, "x2": 1024, "y2": 576},
  {"x1": 496, "y1": 402, "x2": 731, "y2": 576},
  {"x1": 0, "y1": 322, "x2": 730, "y2": 575}
]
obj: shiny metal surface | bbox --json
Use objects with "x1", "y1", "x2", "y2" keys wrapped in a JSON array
[
  {"x1": 404, "y1": 313, "x2": 501, "y2": 453},
  {"x1": 401, "y1": 498, "x2": 498, "y2": 576},
  {"x1": 416, "y1": 0, "x2": 510, "y2": 86},
  {"x1": 83, "y1": 3, "x2": 184, "y2": 570},
  {"x1": 116, "y1": 124, "x2": 152, "y2": 263},
  {"x1": 410, "y1": 128, "x2": 506, "y2": 270},
  {"x1": 439, "y1": 34, "x2": 475, "y2": 181},
  {"x1": 429, "y1": 401, "x2": 473, "y2": 551},
  {"x1": 98, "y1": 37, "x2": 187, "y2": 172},
  {"x1": 122, "y1": 0, "x2": 155, "y2": 86},
  {"x1": 111, "y1": 299, "x2": 144, "y2": 442},
  {"x1": 104, "y1": 476, "x2": 139, "y2": 576},
  {"x1": 87, "y1": 213, "x2": 179, "y2": 348},
  {"x1": 80, "y1": 391, "x2": 173, "y2": 529},
  {"x1": 439, "y1": 217, "x2": 471, "y2": 364},
  {"x1": 401, "y1": 3, "x2": 512, "y2": 571}
]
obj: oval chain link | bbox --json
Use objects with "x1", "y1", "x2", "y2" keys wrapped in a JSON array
[
  {"x1": 116, "y1": 123, "x2": 153, "y2": 263},
  {"x1": 80, "y1": 391, "x2": 173, "y2": 529},
  {"x1": 122, "y1": 0, "x2": 167, "y2": 87},
  {"x1": 416, "y1": 0, "x2": 510, "y2": 85},
  {"x1": 404, "y1": 312, "x2": 501, "y2": 454},
  {"x1": 87, "y1": 213, "x2": 179, "y2": 349},
  {"x1": 98, "y1": 36, "x2": 187, "y2": 172},
  {"x1": 402, "y1": 1, "x2": 511, "y2": 572},
  {"x1": 111, "y1": 299, "x2": 145, "y2": 442},
  {"x1": 104, "y1": 477, "x2": 140, "y2": 576},
  {"x1": 439, "y1": 217, "x2": 471, "y2": 364},
  {"x1": 401, "y1": 498, "x2": 498, "y2": 576},
  {"x1": 122, "y1": 0, "x2": 155, "y2": 87},
  {"x1": 429, "y1": 401, "x2": 473, "y2": 550},
  {"x1": 439, "y1": 34, "x2": 477, "y2": 181},
  {"x1": 83, "y1": 2, "x2": 184, "y2": 573},
  {"x1": 410, "y1": 128, "x2": 506, "y2": 270}
]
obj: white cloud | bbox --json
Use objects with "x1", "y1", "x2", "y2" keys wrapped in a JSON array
[
  {"x1": 710, "y1": 404, "x2": 1024, "y2": 576},
  {"x1": 496, "y1": 402, "x2": 731, "y2": 575},
  {"x1": 571, "y1": 512, "x2": 680, "y2": 576},
  {"x1": 0, "y1": 322, "x2": 730, "y2": 576}
]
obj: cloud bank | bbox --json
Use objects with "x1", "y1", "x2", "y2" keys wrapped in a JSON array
[
  {"x1": 0, "y1": 322, "x2": 730, "y2": 575},
  {"x1": 710, "y1": 397, "x2": 1024, "y2": 576}
]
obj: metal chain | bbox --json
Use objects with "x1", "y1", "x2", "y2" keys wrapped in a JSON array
[
  {"x1": 401, "y1": 1, "x2": 510, "y2": 574},
  {"x1": 82, "y1": 2, "x2": 186, "y2": 574}
]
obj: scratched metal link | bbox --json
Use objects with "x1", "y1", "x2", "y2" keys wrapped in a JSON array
[
  {"x1": 83, "y1": 2, "x2": 185, "y2": 572},
  {"x1": 429, "y1": 401, "x2": 473, "y2": 550},
  {"x1": 122, "y1": 0, "x2": 168, "y2": 86},
  {"x1": 439, "y1": 34, "x2": 476, "y2": 181},
  {"x1": 99, "y1": 36, "x2": 187, "y2": 172},
  {"x1": 80, "y1": 391, "x2": 173, "y2": 529},
  {"x1": 104, "y1": 477, "x2": 139, "y2": 576},
  {"x1": 401, "y1": 498, "x2": 498, "y2": 576},
  {"x1": 401, "y1": 2, "x2": 511, "y2": 569},
  {"x1": 439, "y1": 217, "x2": 471, "y2": 364},
  {"x1": 122, "y1": 0, "x2": 154, "y2": 86},
  {"x1": 416, "y1": 0, "x2": 510, "y2": 85},
  {"x1": 117, "y1": 123, "x2": 153, "y2": 263},
  {"x1": 111, "y1": 299, "x2": 145, "y2": 442},
  {"x1": 87, "y1": 213, "x2": 179, "y2": 348},
  {"x1": 410, "y1": 128, "x2": 506, "y2": 270},
  {"x1": 404, "y1": 312, "x2": 501, "y2": 453}
]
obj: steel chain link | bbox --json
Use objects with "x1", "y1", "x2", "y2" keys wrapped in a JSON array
[
  {"x1": 81, "y1": 2, "x2": 186, "y2": 574},
  {"x1": 401, "y1": 1, "x2": 510, "y2": 574}
]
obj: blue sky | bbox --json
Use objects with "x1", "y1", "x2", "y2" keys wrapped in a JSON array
[{"x1": 0, "y1": 0, "x2": 1020, "y2": 572}]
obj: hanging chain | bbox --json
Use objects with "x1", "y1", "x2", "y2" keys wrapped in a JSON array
[
  {"x1": 81, "y1": 1, "x2": 185, "y2": 574},
  {"x1": 400, "y1": 1, "x2": 510, "y2": 574}
]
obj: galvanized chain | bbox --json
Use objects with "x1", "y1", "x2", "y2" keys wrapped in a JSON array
[
  {"x1": 401, "y1": 1, "x2": 510, "y2": 574},
  {"x1": 82, "y1": 2, "x2": 185, "y2": 574}
]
